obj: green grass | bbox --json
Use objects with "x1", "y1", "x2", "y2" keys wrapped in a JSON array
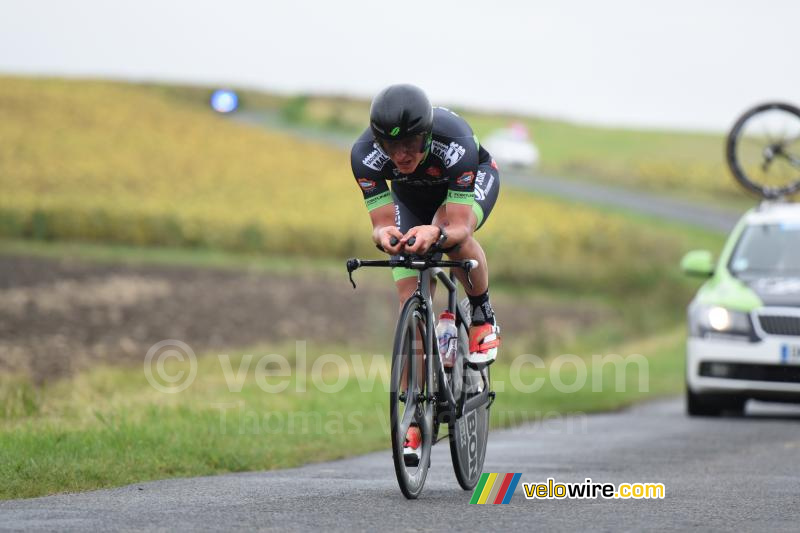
[
  {"x1": 0, "y1": 74, "x2": 718, "y2": 299},
  {"x1": 0, "y1": 329, "x2": 686, "y2": 500}
]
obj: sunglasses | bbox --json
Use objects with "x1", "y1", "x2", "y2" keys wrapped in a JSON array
[{"x1": 378, "y1": 134, "x2": 426, "y2": 155}]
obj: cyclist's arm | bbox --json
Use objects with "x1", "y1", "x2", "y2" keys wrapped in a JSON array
[
  {"x1": 441, "y1": 136, "x2": 480, "y2": 246},
  {"x1": 369, "y1": 204, "x2": 402, "y2": 245},
  {"x1": 442, "y1": 202, "x2": 474, "y2": 245},
  {"x1": 350, "y1": 138, "x2": 402, "y2": 251}
]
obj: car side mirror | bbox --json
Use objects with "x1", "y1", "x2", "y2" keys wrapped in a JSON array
[{"x1": 681, "y1": 250, "x2": 714, "y2": 278}]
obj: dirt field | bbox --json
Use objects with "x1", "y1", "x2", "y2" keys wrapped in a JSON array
[{"x1": 0, "y1": 254, "x2": 605, "y2": 383}]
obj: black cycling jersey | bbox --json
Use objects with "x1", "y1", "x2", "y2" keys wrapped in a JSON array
[
  {"x1": 350, "y1": 106, "x2": 495, "y2": 212},
  {"x1": 350, "y1": 106, "x2": 500, "y2": 280}
]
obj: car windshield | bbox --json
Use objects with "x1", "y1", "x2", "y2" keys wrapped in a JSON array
[{"x1": 729, "y1": 223, "x2": 800, "y2": 276}]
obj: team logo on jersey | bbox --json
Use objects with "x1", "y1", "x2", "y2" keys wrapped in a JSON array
[
  {"x1": 357, "y1": 178, "x2": 377, "y2": 191},
  {"x1": 456, "y1": 171, "x2": 475, "y2": 187},
  {"x1": 426, "y1": 166, "x2": 443, "y2": 178},
  {"x1": 362, "y1": 146, "x2": 390, "y2": 171},
  {"x1": 431, "y1": 140, "x2": 466, "y2": 168}
]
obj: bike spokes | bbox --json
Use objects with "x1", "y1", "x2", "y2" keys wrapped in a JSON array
[{"x1": 727, "y1": 103, "x2": 800, "y2": 198}]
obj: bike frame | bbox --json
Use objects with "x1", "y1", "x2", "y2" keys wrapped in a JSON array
[{"x1": 384, "y1": 262, "x2": 493, "y2": 420}]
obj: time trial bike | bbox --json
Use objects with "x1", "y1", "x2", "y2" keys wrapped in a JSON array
[{"x1": 346, "y1": 237, "x2": 495, "y2": 499}]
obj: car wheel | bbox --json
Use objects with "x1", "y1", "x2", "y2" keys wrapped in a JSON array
[
  {"x1": 687, "y1": 389, "x2": 722, "y2": 417},
  {"x1": 687, "y1": 389, "x2": 747, "y2": 417},
  {"x1": 720, "y1": 395, "x2": 747, "y2": 416}
]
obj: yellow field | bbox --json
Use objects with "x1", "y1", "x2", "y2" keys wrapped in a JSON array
[{"x1": 1, "y1": 76, "x2": 708, "y2": 290}]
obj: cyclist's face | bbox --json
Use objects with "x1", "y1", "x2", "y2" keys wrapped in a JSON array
[{"x1": 380, "y1": 134, "x2": 426, "y2": 173}]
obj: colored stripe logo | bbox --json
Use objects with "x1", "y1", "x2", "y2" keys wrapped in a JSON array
[{"x1": 469, "y1": 473, "x2": 522, "y2": 504}]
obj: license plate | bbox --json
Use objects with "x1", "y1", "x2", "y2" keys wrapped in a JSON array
[{"x1": 781, "y1": 344, "x2": 800, "y2": 363}]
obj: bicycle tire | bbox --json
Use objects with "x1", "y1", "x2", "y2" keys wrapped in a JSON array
[
  {"x1": 726, "y1": 102, "x2": 800, "y2": 198},
  {"x1": 448, "y1": 315, "x2": 491, "y2": 491},
  {"x1": 390, "y1": 294, "x2": 433, "y2": 499}
]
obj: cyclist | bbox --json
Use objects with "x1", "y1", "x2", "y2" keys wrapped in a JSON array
[{"x1": 350, "y1": 84, "x2": 501, "y2": 459}]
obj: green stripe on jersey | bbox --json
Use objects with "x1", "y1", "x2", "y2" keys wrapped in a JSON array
[
  {"x1": 365, "y1": 191, "x2": 392, "y2": 211},
  {"x1": 446, "y1": 189, "x2": 474, "y2": 205}
]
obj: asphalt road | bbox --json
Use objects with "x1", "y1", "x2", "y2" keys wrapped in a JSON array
[
  {"x1": 501, "y1": 170, "x2": 741, "y2": 234},
  {"x1": 3, "y1": 398, "x2": 799, "y2": 532}
]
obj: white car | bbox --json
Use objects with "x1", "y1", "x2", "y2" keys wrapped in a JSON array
[
  {"x1": 482, "y1": 125, "x2": 539, "y2": 169},
  {"x1": 681, "y1": 201, "x2": 800, "y2": 416}
]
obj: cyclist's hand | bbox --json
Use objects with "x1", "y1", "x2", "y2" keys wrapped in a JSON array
[
  {"x1": 401, "y1": 225, "x2": 439, "y2": 254},
  {"x1": 378, "y1": 226, "x2": 405, "y2": 254}
]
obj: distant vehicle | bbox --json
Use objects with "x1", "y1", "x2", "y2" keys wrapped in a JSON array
[
  {"x1": 682, "y1": 102, "x2": 800, "y2": 416},
  {"x1": 482, "y1": 121, "x2": 539, "y2": 169}
]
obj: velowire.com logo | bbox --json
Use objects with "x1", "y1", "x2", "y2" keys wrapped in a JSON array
[{"x1": 469, "y1": 473, "x2": 522, "y2": 504}]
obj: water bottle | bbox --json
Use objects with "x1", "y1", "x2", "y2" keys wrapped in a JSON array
[{"x1": 436, "y1": 310, "x2": 458, "y2": 368}]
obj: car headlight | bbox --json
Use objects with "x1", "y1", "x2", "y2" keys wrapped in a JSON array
[{"x1": 689, "y1": 304, "x2": 757, "y2": 340}]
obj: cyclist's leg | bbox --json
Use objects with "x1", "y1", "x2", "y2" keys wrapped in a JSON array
[
  {"x1": 391, "y1": 187, "x2": 444, "y2": 306},
  {"x1": 432, "y1": 162, "x2": 501, "y2": 361},
  {"x1": 391, "y1": 188, "x2": 444, "y2": 457},
  {"x1": 391, "y1": 189, "x2": 441, "y2": 395},
  {"x1": 432, "y1": 162, "x2": 500, "y2": 297}
]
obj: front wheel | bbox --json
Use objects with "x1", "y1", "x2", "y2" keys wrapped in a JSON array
[
  {"x1": 726, "y1": 102, "x2": 800, "y2": 199},
  {"x1": 390, "y1": 295, "x2": 433, "y2": 499}
]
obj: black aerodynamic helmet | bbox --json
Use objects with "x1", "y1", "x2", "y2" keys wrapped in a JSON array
[{"x1": 369, "y1": 84, "x2": 434, "y2": 148}]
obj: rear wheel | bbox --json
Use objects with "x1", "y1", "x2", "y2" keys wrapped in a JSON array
[
  {"x1": 448, "y1": 303, "x2": 491, "y2": 491},
  {"x1": 390, "y1": 295, "x2": 433, "y2": 499},
  {"x1": 726, "y1": 102, "x2": 800, "y2": 198}
]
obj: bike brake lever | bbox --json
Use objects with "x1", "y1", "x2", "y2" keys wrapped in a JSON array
[
  {"x1": 463, "y1": 259, "x2": 478, "y2": 291},
  {"x1": 346, "y1": 258, "x2": 360, "y2": 289}
]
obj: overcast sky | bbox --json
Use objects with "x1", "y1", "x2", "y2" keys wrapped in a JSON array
[{"x1": 1, "y1": 0, "x2": 796, "y2": 130}]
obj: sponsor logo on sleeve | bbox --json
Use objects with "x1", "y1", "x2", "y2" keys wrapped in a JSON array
[
  {"x1": 364, "y1": 190, "x2": 392, "y2": 211},
  {"x1": 456, "y1": 171, "x2": 475, "y2": 187},
  {"x1": 357, "y1": 178, "x2": 377, "y2": 191},
  {"x1": 490, "y1": 158, "x2": 499, "y2": 170},
  {"x1": 362, "y1": 145, "x2": 390, "y2": 171},
  {"x1": 431, "y1": 140, "x2": 466, "y2": 168},
  {"x1": 474, "y1": 171, "x2": 495, "y2": 201}
]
